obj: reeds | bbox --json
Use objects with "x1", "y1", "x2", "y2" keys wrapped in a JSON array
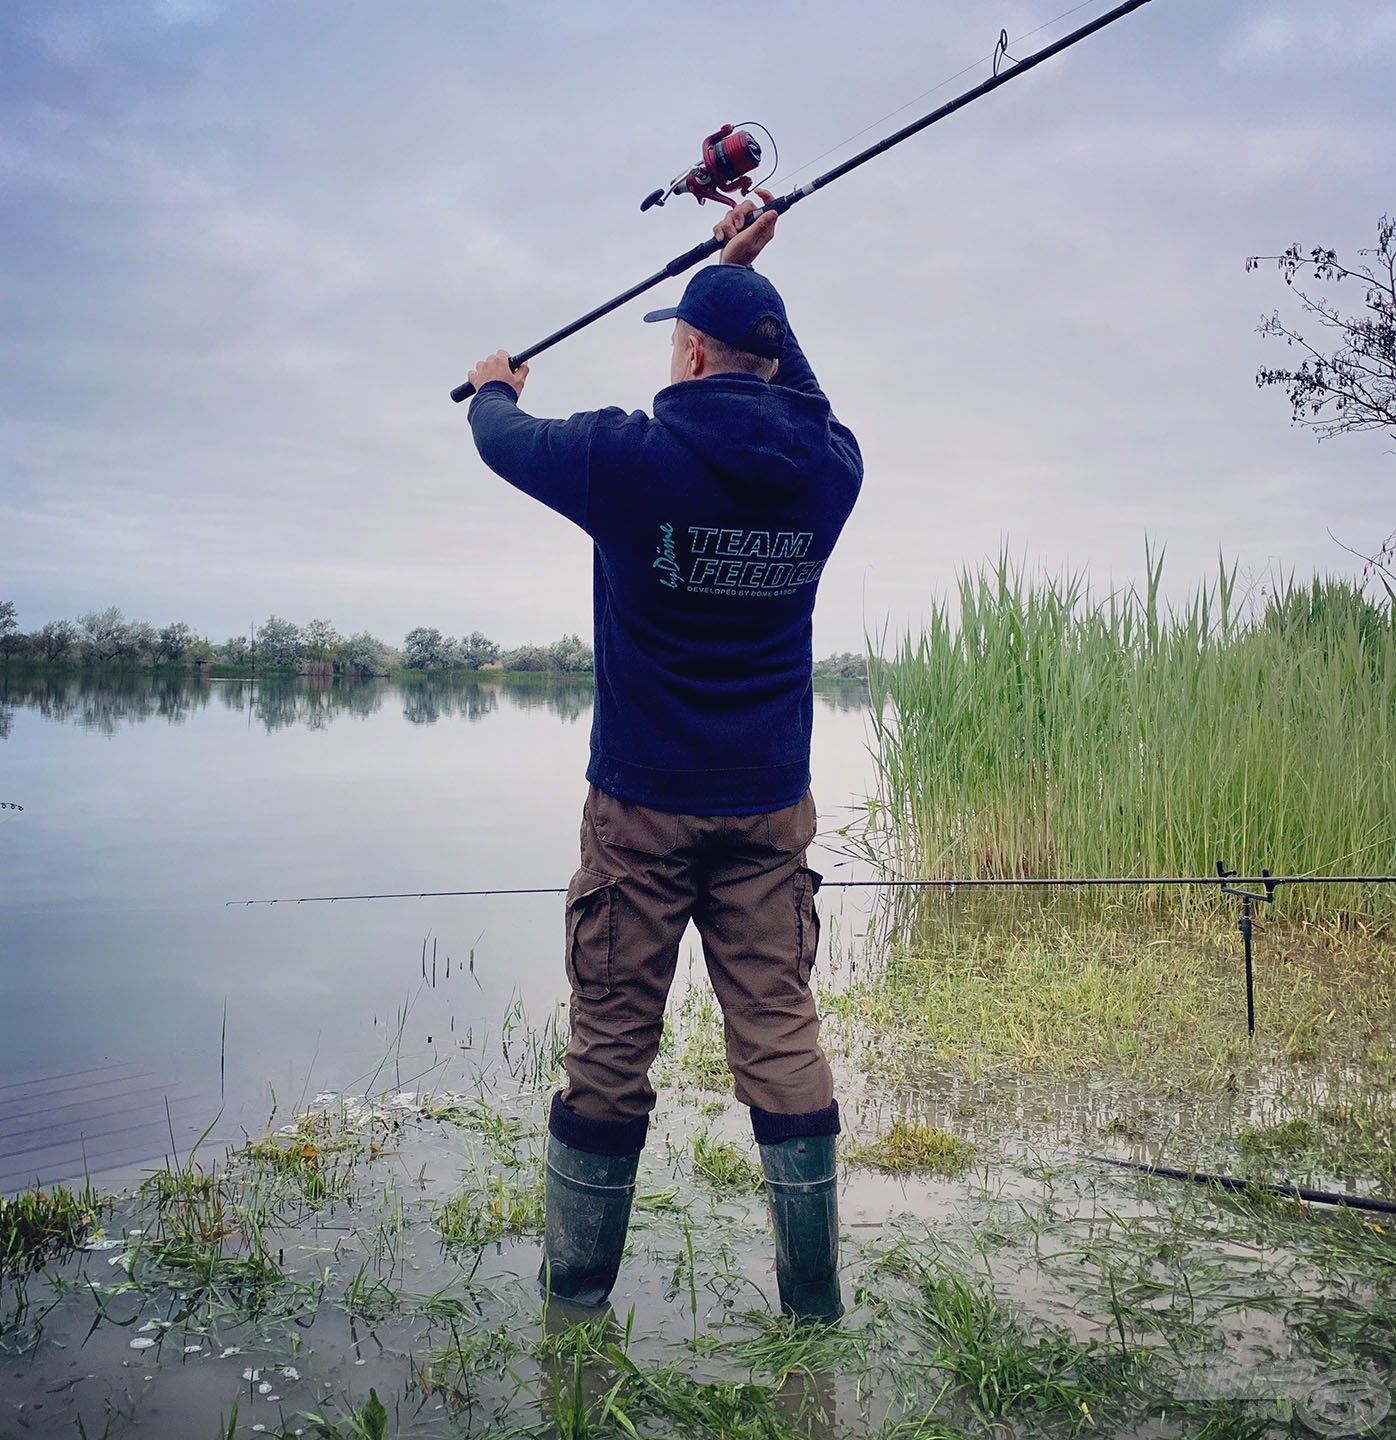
[{"x1": 867, "y1": 552, "x2": 1396, "y2": 923}]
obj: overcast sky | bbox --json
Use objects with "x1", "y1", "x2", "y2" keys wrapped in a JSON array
[{"x1": 3, "y1": 0, "x2": 1393, "y2": 653}]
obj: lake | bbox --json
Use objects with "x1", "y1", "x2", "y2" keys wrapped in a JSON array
[{"x1": 0, "y1": 671, "x2": 877, "y2": 1148}]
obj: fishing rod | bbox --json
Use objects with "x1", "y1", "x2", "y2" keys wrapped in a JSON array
[
  {"x1": 447, "y1": 0, "x2": 1156, "y2": 403},
  {"x1": 227, "y1": 874, "x2": 1396, "y2": 907},
  {"x1": 226, "y1": 869, "x2": 1396, "y2": 1040},
  {"x1": 1091, "y1": 1154, "x2": 1396, "y2": 1217}
]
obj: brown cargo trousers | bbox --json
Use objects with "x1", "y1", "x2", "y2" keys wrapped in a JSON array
[{"x1": 550, "y1": 784, "x2": 838, "y2": 1152}]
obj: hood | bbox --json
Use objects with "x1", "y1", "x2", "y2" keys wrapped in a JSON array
[{"x1": 652, "y1": 373, "x2": 834, "y2": 493}]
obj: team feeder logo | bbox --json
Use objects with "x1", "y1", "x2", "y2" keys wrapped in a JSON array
[{"x1": 654, "y1": 524, "x2": 825, "y2": 598}]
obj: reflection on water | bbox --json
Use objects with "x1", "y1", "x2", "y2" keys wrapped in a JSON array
[
  {"x1": 1, "y1": 669, "x2": 214, "y2": 734},
  {"x1": 0, "y1": 671, "x2": 597, "y2": 734},
  {"x1": 0, "y1": 670, "x2": 868, "y2": 735},
  {"x1": 0, "y1": 670, "x2": 877, "y2": 1115}
]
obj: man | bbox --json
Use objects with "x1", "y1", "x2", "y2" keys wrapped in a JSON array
[{"x1": 465, "y1": 190, "x2": 862, "y2": 1322}]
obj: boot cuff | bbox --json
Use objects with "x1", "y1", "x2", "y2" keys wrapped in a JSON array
[
  {"x1": 549, "y1": 1093, "x2": 648, "y2": 1156},
  {"x1": 750, "y1": 1100, "x2": 841, "y2": 1144}
]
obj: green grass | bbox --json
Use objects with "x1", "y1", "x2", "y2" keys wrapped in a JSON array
[
  {"x1": 435, "y1": 1171, "x2": 545, "y2": 1247},
  {"x1": 847, "y1": 1121, "x2": 975, "y2": 1177},
  {"x1": 692, "y1": 1133, "x2": 765, "y2": 1192},
  {"x1": 833, "y1": 909, "x2": 1396, "y2": 1089},
  {"x1": 241, "y1": 1106, "x2": 385, "y2": 1205},
  {"x1": 669, "y1": 990, "x2": 732, "y2": 1093},
  {"x1": 136, "y1": 1158, "x2": 283, "y2": 1292},
  {"x1": 865, "y1": 553, "x2": 1396, "y2": 925},
  {"x1": 305, "y1": 1387, "x2": 389, "y2": 1439},
  {"x1": 902, "y1": 1267, "x2": 1102, "y2": 1423},
  {"x1": 1236, "y1": 1115, "x2": 1314, "y2": 1159},
  {"x1": 0, "y1": 1184, "x2": 106, "y2": 1273}
]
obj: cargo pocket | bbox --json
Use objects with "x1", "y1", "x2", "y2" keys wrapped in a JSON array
[
  {"x1": 794, "y1": 865, "x2": 823, "y2": 985},
  {"x1": 565, "y1": 868, "x2": 618, "y2": 1002}
]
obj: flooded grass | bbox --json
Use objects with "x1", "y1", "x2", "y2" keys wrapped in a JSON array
[
  {"x1": 241, "y1": 1107, "x2": 391, "y2": 1206},
  {"x1": 846, "y1": 1121, "x2": 974, "y2": 1177},
  {"x1": 4, "y1": 914, "x2": 1396, "y2": 1436},
  {"x1": 436, "y1": 1172, "x2": 545, "y2": 1248},
  {"x1": 833, "y1": 905, "x2": 1396, "y2": 1087},
  {"x1": 5, "y1": 1061, "x2": 1393, "y2": 1437},
  {"x1": 691, "y1": 1133, "x2": 765, "y2": 1192}
]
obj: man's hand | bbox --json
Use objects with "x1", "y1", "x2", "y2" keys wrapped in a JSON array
[
  {"x1": 715, "y1": 187, "x2": 778, "y2": 267},
  {"x1": 468, "y1": 349, "x2": 529, "y2": 398}
]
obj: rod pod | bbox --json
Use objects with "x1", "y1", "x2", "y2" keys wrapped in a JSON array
[{"x1": 448, "y1": 0, "x2": 1155, "y2": 403}]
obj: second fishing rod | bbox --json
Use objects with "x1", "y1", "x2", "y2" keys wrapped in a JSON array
[{"x1": 448, "y1": 0, "x2": 1155, "y2": 404}]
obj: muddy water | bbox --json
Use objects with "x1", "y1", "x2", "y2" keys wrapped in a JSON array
[{"x1": 0, "y1": 673, "x2": 878, "y2": 1141}]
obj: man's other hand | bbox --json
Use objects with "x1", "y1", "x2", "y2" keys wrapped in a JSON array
[
  {"x1": 468, "y1": 350, "x2": 529, "y2": 398},
  {"x1": 716, "y1": 188, "x2": 778, "y2": 267}
]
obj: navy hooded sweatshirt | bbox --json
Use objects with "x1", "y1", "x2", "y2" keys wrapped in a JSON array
[{"x1": 467, "y1": 303, "x2": 862, "y2": 815}]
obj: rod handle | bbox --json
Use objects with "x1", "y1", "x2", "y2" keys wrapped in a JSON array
[{"x1": 450, "y1": 354, "x2": 523, "y2": 405}]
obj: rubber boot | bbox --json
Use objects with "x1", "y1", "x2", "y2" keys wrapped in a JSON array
[
  {"x1": 539, "y1": 1133, "x2": 639, "y2": 1307},
  {"x1": 759, "y1": 1133, "x2": 844, "y2": 1323}
]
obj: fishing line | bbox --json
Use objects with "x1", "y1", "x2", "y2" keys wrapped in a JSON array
[
  {"x1": 765, "y1": 0, "x2": 1100, "y2": 191},
  {"x1": 448, "y1": 0, "x2": 1156, "y2": 402}
]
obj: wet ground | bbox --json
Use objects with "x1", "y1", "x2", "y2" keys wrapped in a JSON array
[{"x1": 4, "y1": 930, "x2": 1396, "y2": 1439}]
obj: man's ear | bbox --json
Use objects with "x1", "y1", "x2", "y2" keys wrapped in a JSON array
[
  {"x1": 768, "y1": 358, "x2": 779, "y2": 382},
  {"x1": 688, "y1": 332, "x2": 706, "y2": 379}
]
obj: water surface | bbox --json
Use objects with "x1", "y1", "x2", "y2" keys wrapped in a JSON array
[{"x1": 0, "y1": 672, "x2": 876, "y2": 1133}]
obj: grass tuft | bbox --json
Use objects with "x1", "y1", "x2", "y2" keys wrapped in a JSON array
[
  {"x1": 847, "y1": 1120, "x2": 975, "y2": 1177},
  {"x1": 240, "y1": 1106, "x2": 387, "y2": 1205},
  {"x1": 1236, "y1": 1115, "x2": 1314, "y2": 1159},
  {"x1": 0, "y1": 1184, "x2": 106, "y2": 1273},
  {"x1": 435, "y1": 1172, "x2": 544, "y2": 1247},
  {"x1": 692, "y1": 1133, "x2": 765, "y2": 1192}
]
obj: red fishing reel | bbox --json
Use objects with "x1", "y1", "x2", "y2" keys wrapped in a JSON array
[{"x1": 640, "y1": 122, "x2": 776, "y2": 212}]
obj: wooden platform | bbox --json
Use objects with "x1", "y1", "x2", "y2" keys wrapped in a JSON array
[{"x1": 0, "y1": 1062, "x2": 230, "y2": 1195}]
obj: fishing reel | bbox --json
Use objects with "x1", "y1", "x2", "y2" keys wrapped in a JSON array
[{"x1": 640, "y1": 122, "x2": 777, "y2": 212}]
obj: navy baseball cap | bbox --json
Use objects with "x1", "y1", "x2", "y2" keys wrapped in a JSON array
[{"x1": 643, "y1": 265, "x2": 787, "y2": 359}]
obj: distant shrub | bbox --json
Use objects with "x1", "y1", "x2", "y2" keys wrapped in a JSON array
[
  {"x1": 501, "y1": 644, "x2": 550, "y2": 672},
  {"x1": 813, "y1": 651, "x2": 868, "y2": 681},
  {"x1": 546, "y1": 633, "x2": 594, "y2": 673},
  {"x1": 455, "y1": 630, "x2": 500, "y2": 670},
  {"x1": 338, "y1": 633, "x2": 395, "y2": 678},
  {"x1": 402, "y1": 626, "x2": 454, "y2": 670},
  {"x1": 255, "y1": 615, "x2": 303, "y2": 670}
]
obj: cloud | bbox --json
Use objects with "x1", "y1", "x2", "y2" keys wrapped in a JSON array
[{"x1": 1224, "y1": 5, "x2": 1396, "y2": 68}]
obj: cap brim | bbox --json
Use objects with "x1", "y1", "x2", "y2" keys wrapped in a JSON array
[{"x1": 642, "y1": 306, "x2": 680, "y2": 324}]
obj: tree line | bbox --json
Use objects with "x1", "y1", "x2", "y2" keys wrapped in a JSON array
[
  {"x1": 0, "y1": 602, "x2": 594, "y2": 677},
  {"x1": 0, "y1": 602, "x2": 869, "y2": 681}
]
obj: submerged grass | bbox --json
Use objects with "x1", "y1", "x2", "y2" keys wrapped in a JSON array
[
  {"x1": 898, "y1": 1264, "x2": 1103, "y2": 1423},
  {"x1": 847, "y1": 1121, "x2": 974, "y2": 1177},
  {"x1": 137, "y1": 1158, "x2": 284, "y2": 1292},
  {"x1": 7, "y1": 1073, "x2": 1396, "y2": 1438},
  {"x1": 866, "y1": 554, "x2": 1396, "y2": 926},
  {"x1": 692, "y1": 1134, "x2": 765, "y2": 1192},
  {"x1": 241, "y1": 1106, "x2": 387, "y2": 1204},
  {"x1": 436, "y1": 1171, "x2": 545, "y2": 1248}
]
